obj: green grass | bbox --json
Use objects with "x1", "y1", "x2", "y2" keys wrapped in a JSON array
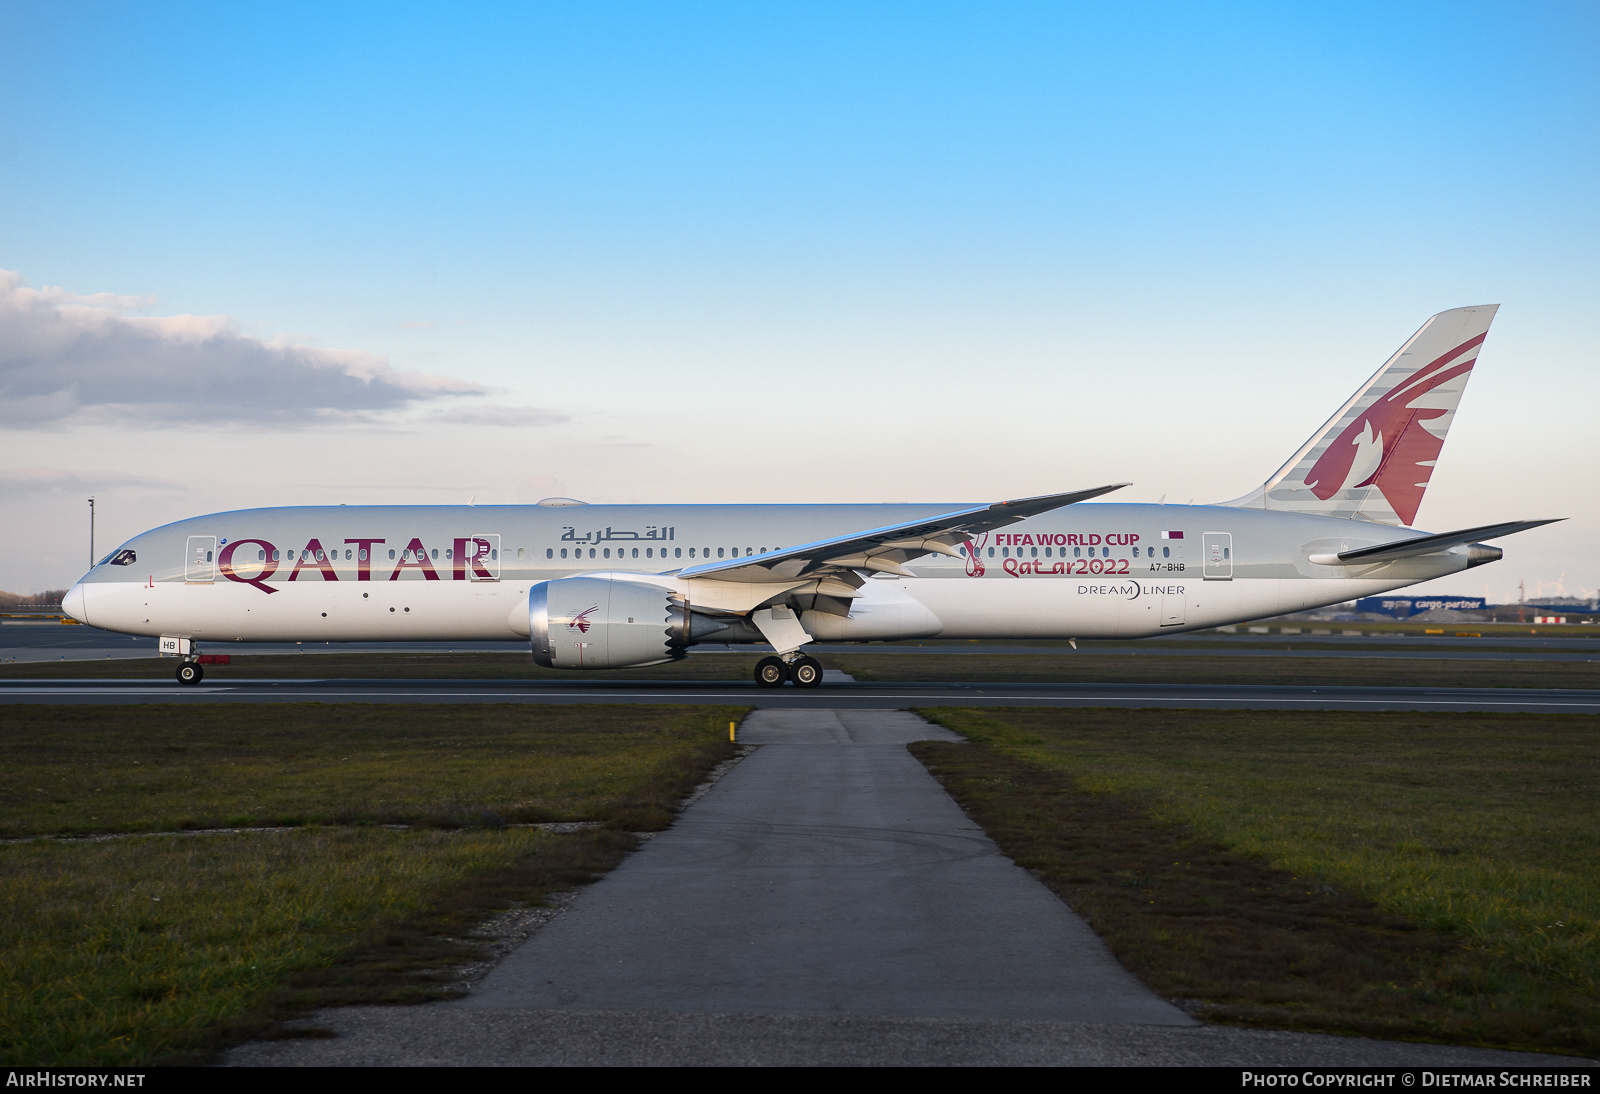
[
  {"x1": 0, "y1": 652, "x2": 765, "y2": 680},
  {"x1": 0, "y1": 704, "x2": 746, "y2": 838},
  {"x1": 914, "y1": 707, "x2": 1600, "y2": 1056},
  {"x1": 1, "y1": 827, "x2": 580, "y2": 1065},
  {"x1": 0, "y1": 704, "x2": 745, "y2": 1064},
  {"x1": 832, "y1": 652, "x2": 1600, "y2": 689}
]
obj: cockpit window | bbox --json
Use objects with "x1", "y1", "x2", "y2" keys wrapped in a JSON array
[{"x1": 109, "y1": 549, "x2": 137, "y2": 567}]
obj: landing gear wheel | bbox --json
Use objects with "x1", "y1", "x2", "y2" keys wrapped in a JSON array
[
  {"x1": 789, "y1": 656, "x2": 823, "y2": 688},
  {"x1": 176, "y1": 661, "x2": 203, "y2": 686},
  {"x1": 754, "y1": 657, "x2": 788, "y2": 689}
]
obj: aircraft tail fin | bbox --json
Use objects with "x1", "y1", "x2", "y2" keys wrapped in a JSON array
[{"x1": 1223, "y1": 305, "x2": 1499, "y2": 526}]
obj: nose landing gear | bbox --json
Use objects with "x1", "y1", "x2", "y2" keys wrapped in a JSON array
[{"x1": 752, "y1": 653, "x2": 824, "y2": 689}]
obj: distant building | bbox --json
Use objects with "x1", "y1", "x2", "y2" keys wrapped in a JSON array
[
  {"x1": 1526, "y1": 598, "x2": 1600, "y2": 614},
  {"x1": 1355, "y1": 596, "x2": 1487, "y2": 619}
]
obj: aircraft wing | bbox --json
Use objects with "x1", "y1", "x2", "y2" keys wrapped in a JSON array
[
  {"x1": 1312, "y1": 519, "x2": 1562, "y2": 566},
  {"x1": 677, "y1": 483, "x2": 1130, "y2": 584}
]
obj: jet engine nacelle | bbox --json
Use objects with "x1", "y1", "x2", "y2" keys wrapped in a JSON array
[{"x1": 529, "y1": 576, "x2": 688, "y2": 669}]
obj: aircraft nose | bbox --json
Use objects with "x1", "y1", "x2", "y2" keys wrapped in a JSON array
[{"x1": 62, "y1": 582, "x2": 89, "y2": 625}]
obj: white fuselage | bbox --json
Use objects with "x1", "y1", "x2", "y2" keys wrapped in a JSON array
[{"x1": 65, "y1": 501, "x2": 1474, "y2": 648}]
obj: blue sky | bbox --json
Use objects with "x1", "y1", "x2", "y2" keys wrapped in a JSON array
[{"x1": 2, "y1": 1, "x2": 1596, "y2": 599}]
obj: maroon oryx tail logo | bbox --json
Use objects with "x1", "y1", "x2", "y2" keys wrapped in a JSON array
[
  {"x1": 568, "y1": 605, "x2": 599, "y2": 633},
  {"x1": 1302, "y1": 333, "x2": 1484, "y2": 527}
]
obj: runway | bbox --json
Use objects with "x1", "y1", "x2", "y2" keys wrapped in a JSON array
[
  {"x1": 7, "y1": 622, "x2": 1600, "y2": 664},
  {"x1": 5, "y1": 675, "x2": 1598, "y2": 712}
]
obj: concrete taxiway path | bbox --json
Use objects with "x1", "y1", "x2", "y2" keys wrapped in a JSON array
[
  {"x1": 226, "y1": 710, "x2": 1577, "y2": 1067},
  {"x1": 5, "y1": 676, "x2": 1600, "y2": 713},
  {"x1": 459, "y1": 710, "x2": 1181, "y2": 1023}
]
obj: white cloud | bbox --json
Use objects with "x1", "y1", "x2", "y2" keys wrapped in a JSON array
[
  {"x1": 0, "y1": 467, "x2": 181, "y2": 500},
  {"x1": 0, "y1": 270, "x2": 496, "y2": 427},
  {"x1": 428, "y1": 406, "x2": 570, "y2": 427}
]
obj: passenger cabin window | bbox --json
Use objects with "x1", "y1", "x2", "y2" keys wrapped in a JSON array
[
  {"x1": 546, "y1": 548, "x2": 553, "y2": 559},
  {"x1": 675, "y1": 548, "x2": 682, "y2": 558},
  {"x1": 432, "y1": 549, "x2": 440, "y2": 559},
  {"x1": 631, "y1": 547, "x2": 639, "y2": 558},
  {"x1": 1163, "y1": 547, "x2": 1170, "y2": 558},
  {"x1": 388, "y1": 549, "x2": 396, "y2": 560},
  {"x1": 359, "y1": 549, "x2": 368, "y2": 561},
  {"x1": 603, "y1": 548, "x2": 611, "y2": 559}
]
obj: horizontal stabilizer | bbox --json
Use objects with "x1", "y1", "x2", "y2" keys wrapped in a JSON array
[{"x1": 1309, "y1": 519, "x2": 1561, "y2": 566}]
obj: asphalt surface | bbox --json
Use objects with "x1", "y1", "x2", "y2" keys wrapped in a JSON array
[
  {"x1": 7, "y1": 623, "x2": 1598, "y2": 712},
  {"x1": 5, "y1": 677, "x2": 1599, "y2": 712},
  {"x1": 224, "y1": 1009, "x2": 1584, "y2": 1067},
  {"x1": 0, "y1": 623, "x2": 532, "y2": 663},
  {"x1": 7, "y1": 622, "x2": 1600, "y2": 663},
  {"x1": 464, "y1": 710, "x2": 1184, "y2": 1021},
  {"x1": 225, "y1": 710, "x2": 1583, "y2": 1067}
]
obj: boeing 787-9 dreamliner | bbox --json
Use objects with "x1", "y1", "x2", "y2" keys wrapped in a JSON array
[{"x1": 64, "y1": 305, "x2": 1558, "y2": 687}]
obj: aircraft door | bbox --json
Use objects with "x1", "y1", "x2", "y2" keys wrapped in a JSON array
[
  {"x1": 467, "y1": 534, "x2": 500, "y2": 581},
  {"x1": 185, "y1": 536, "x2": 216, "y2": 583},
  {"x1": 1203, "y1": 532, "x2": 1233, "y2": 580}
]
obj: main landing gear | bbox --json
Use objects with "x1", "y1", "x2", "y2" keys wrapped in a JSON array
[
  {"x1": 176, "y1": 660, "x2": 203, "y2": 686},
  {"x1": 753, "y1": 654, "x2": 824, "y2": 689}
]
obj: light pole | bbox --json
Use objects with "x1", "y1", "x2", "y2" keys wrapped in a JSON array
[{"x1": 88, "y1": 497, "x2": 95, "y2": 568}]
